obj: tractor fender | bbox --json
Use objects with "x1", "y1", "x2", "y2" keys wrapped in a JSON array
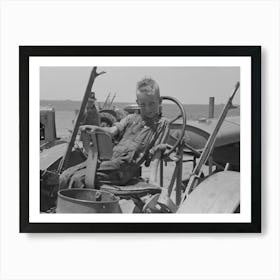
[
  {"x1": 40, "y1": 142, "x2": 86, "y2": 172},
  {"x1": 178, "y1": 171, "x2": 240, "y2": 213},
  {"x1": 40, "y1": 143, "x2": 68, "y2": 171}
]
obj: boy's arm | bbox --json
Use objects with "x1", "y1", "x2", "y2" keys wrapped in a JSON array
[
  {"x1": 80, "y1": 114, "x2": 134, "y2": 137},
  {"x1": 80, "y1": 114, "x2": 133, "y2": 138},
  {"x1": 80, "y1": 125, "x2": 119, "y2": 137}
]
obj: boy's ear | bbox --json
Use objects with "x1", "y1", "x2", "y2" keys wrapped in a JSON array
[{"x1": 159, "y1": 104, "x2": 162, "y2": 114}]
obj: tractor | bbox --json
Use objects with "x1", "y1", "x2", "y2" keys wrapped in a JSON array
[{"x1": 40, "y1": 67, "x2": 240, "y2": 214}]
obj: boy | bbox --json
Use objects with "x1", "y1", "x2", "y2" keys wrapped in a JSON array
[{"x1": 59, "y1": 78, "x2": 169, "y2": 189}]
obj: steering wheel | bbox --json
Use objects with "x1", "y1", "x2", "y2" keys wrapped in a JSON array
[{"x1": 161, "y1": 96, "x2": 187, "y2": 157}]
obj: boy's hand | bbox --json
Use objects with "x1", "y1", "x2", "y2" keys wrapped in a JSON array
[
  {"x1": 149, "y1": 143, "x2": 168, "y2": 157},
  {"x1": 80, "y1": 125, "x2": 98, "y2": 132}
]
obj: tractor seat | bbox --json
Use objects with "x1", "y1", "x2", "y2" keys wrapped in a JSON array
[
  {"x1": 81, "y1": 129, "x2": 113, "y2": 160},
  {"x1": 81, "y1": 130, "x2": 162, "y2": 199},
  {"x1": 100, "y1": 179, "x2": 162, "y2": 198}
]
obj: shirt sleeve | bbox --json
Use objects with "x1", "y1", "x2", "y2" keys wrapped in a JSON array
[{"x1": 114, "y1": 114, "x2": 135, "y2": 135}]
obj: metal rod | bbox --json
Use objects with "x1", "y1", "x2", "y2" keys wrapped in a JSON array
[
  {"x1": 167, "y1": 164, "x2": 178, "y2": 196},
  {"x1": 208, "y1": 97, "x2": 215, "y2": 118},
  {"x1": 180, "y1": 82, "x2": 240, "y2": 204},
  {"x1": 208, "y1": 155, "x2": 213, "y2": 175},
  {"x1": 57, "y1": 67, "x2": 105, "y2": 174},
  {"x1": 109, "y1": 93, "x2": 116, "y2": 109},
  {"x1": 169, "y1": 114, "x2": 182, "y2": 124},
  {"x1": 175, "y1": 145, "x2": 183, "y2": 205},
  {"x1": 103, "y1": 92, "x2": 111, "y2": 109},
  {"x1": 160, "y1": 159, "x2": 163, "y2": 187}
]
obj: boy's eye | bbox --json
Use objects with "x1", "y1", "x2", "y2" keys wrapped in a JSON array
[{"x1": 139, "y1": 102, "x2": 156, "y2": 107}]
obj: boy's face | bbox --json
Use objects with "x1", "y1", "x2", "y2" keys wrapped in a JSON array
[{"x1": 136, "y1": 91, "x2": 161, "y2": 120}]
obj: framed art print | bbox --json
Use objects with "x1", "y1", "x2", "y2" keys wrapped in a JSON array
[{"x1": 19, "y1": 46, "x2": 261, "y2": 233}]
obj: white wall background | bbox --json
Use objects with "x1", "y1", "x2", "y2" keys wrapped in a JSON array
[{"x1": 0, "y1": 0, "x2": 279, "y2": 279}]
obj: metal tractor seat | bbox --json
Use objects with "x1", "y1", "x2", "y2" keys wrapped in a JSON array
[
  {"x1": 81, "y1": 129, "x2": 162, "y2": 199},
  {"x1": 99, "y1": 181, "x2": 161, "y2": 198}
]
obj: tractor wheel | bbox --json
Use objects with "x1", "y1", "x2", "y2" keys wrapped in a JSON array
[{"x1": 99, "y1": 112, "x2": 117, "y2": 127}]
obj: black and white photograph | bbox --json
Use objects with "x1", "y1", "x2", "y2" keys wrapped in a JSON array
[
  {"x1": 40, "y1": 66, "x2": 241, "y2": 214},
  {"x1": 20, "y1": 46, "x2": 260, "y2": 232},
  {"x1": 2, "y1": 1, "x2": 279, "y2": 279}
]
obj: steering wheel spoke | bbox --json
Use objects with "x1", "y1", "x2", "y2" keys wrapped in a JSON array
[
  {"x1": 169, "y1": 113, "x2": 182, "y2": 124},
  {"x1": 161, "y1": 96, "x2": 187, "y2": 157}
]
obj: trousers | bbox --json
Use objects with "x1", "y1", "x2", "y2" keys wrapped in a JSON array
[{"x1": 59, "y1": 158, "x2": 138, "y2": 189}]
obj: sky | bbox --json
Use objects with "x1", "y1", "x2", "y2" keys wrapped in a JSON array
[{"x1": 40, "y1": 66, "x2": 240, "y2": 104}]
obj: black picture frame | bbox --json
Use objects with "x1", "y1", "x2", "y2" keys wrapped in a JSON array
[{"x1": 20, "y1": 46, "x2": 261, "y2": 233}]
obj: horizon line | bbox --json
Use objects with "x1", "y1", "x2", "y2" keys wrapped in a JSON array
[{"x1": 40, "y1": 99, "x2": 240, "y2": 106}]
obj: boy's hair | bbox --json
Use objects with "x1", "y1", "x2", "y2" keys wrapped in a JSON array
[{"x1": 136, "y1": 77, "x2": 160, "y2": 99}]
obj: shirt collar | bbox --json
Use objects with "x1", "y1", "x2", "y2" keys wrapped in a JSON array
[{"x1": 142, "y1": 114, "x2": 161, "y2": 128}]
